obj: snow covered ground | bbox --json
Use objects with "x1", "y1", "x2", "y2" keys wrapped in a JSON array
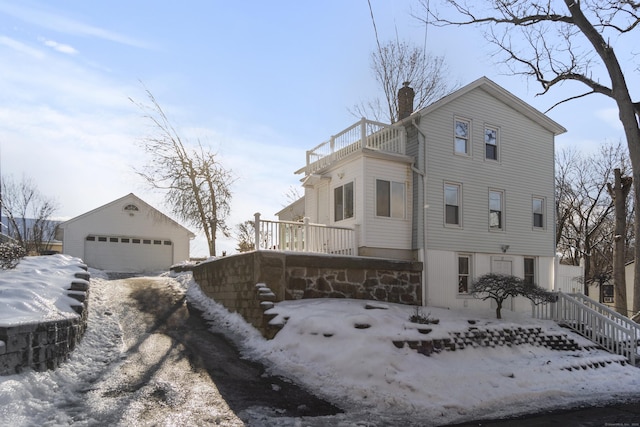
[{"x1": 1, "y1": 256, "x2": 640, "y2": 426}]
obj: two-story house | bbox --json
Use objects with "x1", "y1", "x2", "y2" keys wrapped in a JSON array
[{"x1": 291, "y1": 77, "x2": 566, "y2": 312}]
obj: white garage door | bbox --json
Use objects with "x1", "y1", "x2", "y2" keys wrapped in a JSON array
[{"x1": 84, "y1": 235, "x2": 173, "y2": 272}]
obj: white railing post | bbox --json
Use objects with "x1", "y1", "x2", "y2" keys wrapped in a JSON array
[
  {"x1": 360, "y1": 117, "x2": 367, "y2": 148},
  {"x1": 303, "y1": 217, "x2": 310, "y2": 252},
  {"x1": 254, "y1": 212, "x2": 261, "y2": 250}
]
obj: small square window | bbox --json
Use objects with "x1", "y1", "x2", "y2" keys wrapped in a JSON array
[
  {"x1": 154, "y1": 240, "x2": 162, "y2": 245},
  {"x1": 132, "y1": 239, "x2": 140, "y2": 244},
  {"x1": 163, "y1": 240, "x2": 172, "y2": 246},
  {"x1": 376, "y1": 179, "x2": 405, "y2": 218},
  {"x1": 143, "y1": 239, "x2": 151, "y2": 244},
  {"x1": 109, "y1": 237, "x2": 118, "y2": 242},
  {"x1": 86, "y1": 236, "x2": 95, "y2": 241},
  {"x1": 121, "y1": 238, "x2": 130, "y2": 243},
  {"x1": 98, "y1": 236, "x2": 107, "y2": 242}
]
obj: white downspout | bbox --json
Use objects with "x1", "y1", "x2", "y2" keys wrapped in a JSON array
[{"x1": 412, "y1": 118, "x2": 429, "y2": 307}]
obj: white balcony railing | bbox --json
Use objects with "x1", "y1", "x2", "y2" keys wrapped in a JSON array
[
  {"x1": 253, "y1": 213, "x2": 356, "y2": 255},
  {"x1": 300, "y1": 118, "x2": 406, "y2": 175},
  {"x1": 533, "y1": 292, "x2": 639, "y2": 365}
]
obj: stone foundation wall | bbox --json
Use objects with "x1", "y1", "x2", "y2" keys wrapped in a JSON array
[
  {"x1": 0, "y1": 270, "x2": 90, "y2": 375},
  {"x1": 190, "y1": 251, "x2": 422, "y2": 338}
]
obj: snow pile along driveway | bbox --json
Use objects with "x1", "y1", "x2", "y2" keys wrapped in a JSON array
[{"x1": 0, "y1": 254, "x2": 88, "y2": 326}]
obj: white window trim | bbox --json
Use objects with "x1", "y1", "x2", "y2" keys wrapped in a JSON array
[
  {"x1": 524, "y1": 256, "x2": 537, "y2": 285},
  {"x1": 489, "y1": 188, "x2": 505, "y2": 232},
  {"x1": 532, "y1": 196, "x2": 545, "y2": 230},
  {"x1": 454, "y1": 116, "x2": 472, "y2": 157},
  {"x1": 375, "y1": 178, "x2": 406, "y2": 219},
  {"x1": 333, "y1": 181, "x2": 355, "y2": 222},
  {"x1": 484, "y1": 124, "x2": 500, "y2": 162},
  {"x1": 444, "y1": 181, "x2": 463, "y2": 228},
  {"x1": 457, "y1": 253, "x2": 474, "y2": 296}
]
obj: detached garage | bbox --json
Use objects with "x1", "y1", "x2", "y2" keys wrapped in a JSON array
[{"x1": 57, "y1": 193, "x2": 195, "y2": 273}]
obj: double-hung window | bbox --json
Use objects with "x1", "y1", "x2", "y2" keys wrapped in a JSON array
[
  {"x1": 489, "y1": 190, "x2": 504, "y2": 230},
  {"x1": 524, "y1": 257, "x2": 536, "y2": 285},
  {"x1": 445, "y1": 183, "x2": 461, "y2": 226},
  {"x1": 533, "y1": 197, "x2": 544, "y2": 228},
  {"x1": 376, "y1": 179, "x2": 405, "y2": 218},
  {"x1": 454, "y1": 118, "x2": 471, "y2": 155},
  {"x1": 458, "y1": 254, "x2": 472, "y2": 294},
  {"x1": 484, "y1": 126, "x2": 498, "y2": 161},
  {"x1": 334, "y1": 182, "x2": 354, "y2": 222}
]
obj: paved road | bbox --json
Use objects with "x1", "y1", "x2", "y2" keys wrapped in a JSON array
[
  {"x1": 447, "y1": 400, "x2": 640, "y2": 426},
  {"x1": 81, "y1": 276, "x2": 340, "y2": 426}
]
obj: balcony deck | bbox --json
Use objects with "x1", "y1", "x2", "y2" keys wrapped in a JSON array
[{"x1": 296, "y1": 118, "x2": 406, "y2": 176}]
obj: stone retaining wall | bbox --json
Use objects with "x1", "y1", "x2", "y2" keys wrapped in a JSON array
[
  {"x1": 0, "y1": 270, "x2": 90, "y2": 375},
  {"x1": 190, "y1": 251, "x2": 422, "y2": 338},
  {"x1": 393, "y1": 324, "x2": 630, "y2": 370}
]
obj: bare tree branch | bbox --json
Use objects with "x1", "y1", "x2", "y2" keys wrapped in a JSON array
[{"x1": 131, "y1": 87, "x2": 235, "y2": 257}]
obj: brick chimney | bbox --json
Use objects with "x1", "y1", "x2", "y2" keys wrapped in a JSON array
[{"x1": 397, "y1": 81, "x2": 415, "y2": 121}]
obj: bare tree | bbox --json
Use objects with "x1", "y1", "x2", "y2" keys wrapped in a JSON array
[
  {"x1": 235, "y1": 220, "x2": 255, "y2": 253},
  {"x1": 422, "y1": 0, "x2": 640, "y2": 313},
  {"x1": 607, "y1": 168, "x2": 633, "y2": 315},
  {"x1": 351, "y1": 39, "x2": 458, "y2": 123},
  {"x1": 132, "y1": 89, "x2": 234, "y2": 257},
  {"x1": 1, "y1": 175, "x2": 58, "y2": 254},
  {"x1": 555, "y1": 143, "x2": 630, "y2": 295}
]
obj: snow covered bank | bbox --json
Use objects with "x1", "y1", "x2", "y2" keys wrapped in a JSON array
[
  {"x1": 0, "y1": 255, "x2": 90, "y2": 375},
  {"x1": 0, "y1": 254, "x2": 89, "y2": 326},
  {"x1": 178, "y1": 272, "x2": 640, "y2": 426}
]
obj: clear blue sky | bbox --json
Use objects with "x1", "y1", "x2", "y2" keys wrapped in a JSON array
[{"x1": 0, "y1": 1, "x2": 636, "y2": 256}]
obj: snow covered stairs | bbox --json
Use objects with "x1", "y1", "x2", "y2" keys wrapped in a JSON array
[
  {"x1": 533, "y1": 292, "x2": 640, "y2": 366},
  {"x1": 393, "y1": 324, "x2": 629, "y2": 370},
  {"x1": 393, "y1": 325, "x2": 580, "y2": 354}
]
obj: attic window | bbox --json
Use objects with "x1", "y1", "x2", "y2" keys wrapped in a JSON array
[{"x1": 124, "y1": 204, "x2": 139, "y2": 212}]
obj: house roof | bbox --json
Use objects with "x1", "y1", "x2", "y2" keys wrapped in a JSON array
[
  {"x1": 400, "y1": 76, "x2": 567, "y2": 136},
  {"x1": 58, "y1": 193, "x2": 195, "y2": 238}
]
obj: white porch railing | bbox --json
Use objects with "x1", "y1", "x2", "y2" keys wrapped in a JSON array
[
  {"x1": 533, "y1": 292, "x2": 639, "y2": 365},
  {"x1": 300, "y1": 118, "x2": 406, "y2": 175},
  {"x1": 253, "y1": 213, "x2": 357, "y2": 255}
]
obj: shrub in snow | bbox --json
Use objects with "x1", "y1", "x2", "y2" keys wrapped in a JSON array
[
  {"x1": 471, "y1": 273, "x2": 555, "y2": 319},
  {"x1": 409, "y1": 306, "x2": 439, "y2": 324},
  {"x1": 0, "y1": 242, "x2": 26, "y2": 269}
]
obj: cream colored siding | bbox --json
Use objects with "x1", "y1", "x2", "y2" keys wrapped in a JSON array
[
  {"x1": 422, "y1": 86, "x2": 555, "y2": 257},
  {"x1": 361, "y1": 156, "x2": 412, "y2": 250}
]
